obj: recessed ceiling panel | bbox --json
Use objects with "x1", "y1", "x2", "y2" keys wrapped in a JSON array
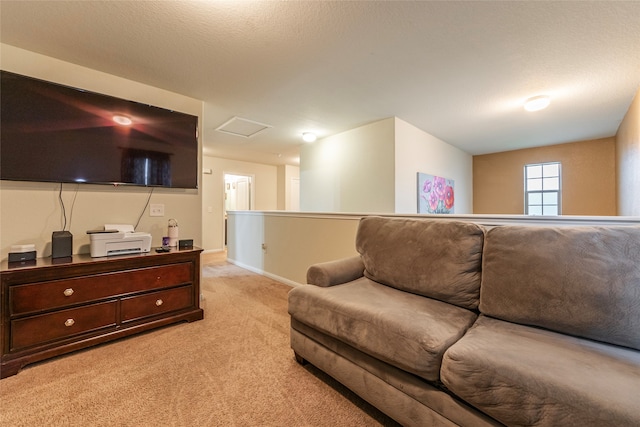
[{"x1": 215, "y1": 116, "x2": 272, "y2": 138}]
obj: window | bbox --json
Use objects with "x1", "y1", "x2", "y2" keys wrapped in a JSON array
[{"x1": 524, "y1": 162, "x2": 561, "y2": 215}]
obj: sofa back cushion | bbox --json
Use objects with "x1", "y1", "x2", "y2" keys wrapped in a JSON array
[
  {"x1": 480, "y1": 225, "x2": 640, "y2": 350},
  {"x1": 356, "y1": 216, "x2": 485, "y2": 310}
]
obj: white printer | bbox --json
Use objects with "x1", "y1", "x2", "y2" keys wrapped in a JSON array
[{"x1": 89, "y1": 224, "x2": 152, "y2": 257}]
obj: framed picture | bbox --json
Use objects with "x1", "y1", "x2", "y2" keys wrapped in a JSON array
[{"x1": 417, "y1": 173, "x2": 455, "y2": 214}]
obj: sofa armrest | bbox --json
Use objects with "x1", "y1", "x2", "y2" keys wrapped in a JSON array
[{"x1": 306, "y1": 256, "x2": 365, "y2": 287}]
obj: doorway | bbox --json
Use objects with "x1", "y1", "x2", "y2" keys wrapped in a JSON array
[{"x1": 224, "y1": 174, "x2": 253, "y2": 246}]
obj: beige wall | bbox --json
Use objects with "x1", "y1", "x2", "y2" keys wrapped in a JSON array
[
  {"x1": 394, "y1": 118, "x2": 473, "y2": 214},
  {"x1": 616, "y1": 87, "x2": 640, "y2": 216},
  {"x1": 201, "y1": 155, "x2": 278, "y2": 253},
  {"x1": 0, "y1": 45, "x2": 203, "y2": 261},
  {"x1": 300, "y1": 118, "x2": 396, "y2": 213},
  {"x1": 473, "y1": 138, "x2": 616, "y2": 215},
  {"x1": 227, "y1": 212, "x2": 361, "y2": 285}
]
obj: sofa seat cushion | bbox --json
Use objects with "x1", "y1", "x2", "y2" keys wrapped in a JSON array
[
  {"x1": 480, "y1": 225, "x2": 640, "y2": 350},
  {"x1": 441, "y1": 315, "x2": 640, "y2": 426},
  {"x1": 288, "y1": 277, "x2": 478, "y2": 381},
  {"x1": 356, "y1": 216, "x2": 485, "y2": 310}
]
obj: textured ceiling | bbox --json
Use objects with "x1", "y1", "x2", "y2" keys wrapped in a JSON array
[{"x1": 1, "y1": 1, "x2": 639, "y2": 166}]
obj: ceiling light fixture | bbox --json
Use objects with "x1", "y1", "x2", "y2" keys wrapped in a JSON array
[
  {"x1": 113, "y1": 114, "x2": 133, "y2": 125},
  {"x1": 524, "y1": 95, "x2": 551, "y2": 112},
  {"x1": 302, "y1": 132, "x2": 317, "y2": 142}
]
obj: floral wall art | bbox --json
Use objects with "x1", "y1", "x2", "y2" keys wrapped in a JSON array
[{"x1": 418, "y1": 173, "x2": 455, "y2": 214}]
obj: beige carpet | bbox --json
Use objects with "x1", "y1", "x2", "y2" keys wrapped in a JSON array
[{"x1": 0, "y1": 252, "x2": 399, "y2": 426}]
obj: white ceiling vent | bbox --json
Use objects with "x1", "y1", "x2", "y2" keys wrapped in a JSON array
[{"x1": 215, "y1": 116, "x2": 272, "y2": 138}]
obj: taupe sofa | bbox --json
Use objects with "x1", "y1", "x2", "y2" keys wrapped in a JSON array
[{"x1": 288, "y1": 216, "x2": 640, "y2": 426}]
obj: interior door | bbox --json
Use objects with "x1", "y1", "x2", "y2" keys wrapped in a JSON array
[
  {"x1": 224, "y1": 174, "x2": 253, "y2": 247},
  {"x1": 235, "y1": 176, "x2": 251, "y2": 210},
  {"x1": 225, "y1": 174, "x2": 252, "y2": 211}
]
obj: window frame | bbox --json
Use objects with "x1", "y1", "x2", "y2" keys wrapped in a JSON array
[{"x1": 524, "y1": 162, "x2": 562, "y2": 216}]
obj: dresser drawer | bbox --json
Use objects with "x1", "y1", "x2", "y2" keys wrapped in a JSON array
[
  {"x1": 121, "y1": 285, "x2": 193, "y2": 323},
  {"x1": 10, "y1": 262, "x2": 193, "y2": 315},
  {"x1": 10, "y1": 301, "x2": 117, "y2": 351}
]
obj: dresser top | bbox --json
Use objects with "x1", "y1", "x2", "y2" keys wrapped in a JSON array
[{"x1": 1, "y1": 247, "x2": 202, "y2": 273}]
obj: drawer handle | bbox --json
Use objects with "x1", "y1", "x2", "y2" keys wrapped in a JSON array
[
  {"x1": 155, "y1": 299, "x2": 164, "y2": 307},
  {"x1": 63, "y1": 288, "x2": 74, "y2": 297},
  {"x1": 64, "y1": 318, "x2": 75, "y2": 327}
]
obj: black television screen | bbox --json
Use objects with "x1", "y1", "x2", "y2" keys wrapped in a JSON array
[{"x1": 1, "y1": 71, "x2": 198, "y2": 189}]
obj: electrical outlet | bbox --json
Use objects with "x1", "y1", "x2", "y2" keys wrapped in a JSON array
[{"x1": 150, "y1": 203, "x2": 165, "y2": 217}]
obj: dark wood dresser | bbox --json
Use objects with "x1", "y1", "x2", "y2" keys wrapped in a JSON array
[{"x1": 0, "y1": 247, "x2": 203, "y2": 378}]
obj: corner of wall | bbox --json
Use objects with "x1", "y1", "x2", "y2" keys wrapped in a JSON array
[
  {"x1": 393, "y1": 118, "x2": 473, "y2": 214},
  {"x1": 615, "y1": 86, "x2": 640, "y2": 216}
]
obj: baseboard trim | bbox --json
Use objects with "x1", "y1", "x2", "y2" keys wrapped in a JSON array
[
  {"x1": 226, "y1": 258, "x2": 303, "y2": 288},
  {"x1": 202, "y1": 248, "x2": 225, "y2": 254}
]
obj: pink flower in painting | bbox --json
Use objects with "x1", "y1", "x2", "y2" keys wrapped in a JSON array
[
  {"x1": 444, "y1": 185, "x2": 454, "y2": 209},
  {"x1": 423, "y1": 179, "x2": 432, "y2": 194},
  {"x1": 429, "y1": 190, "x2": 439, "y2": 211},
  {"x1": 433, "y1": 176, "x2": 446, "y2": 199}
]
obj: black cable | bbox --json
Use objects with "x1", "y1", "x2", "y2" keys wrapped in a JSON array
[
  {"x1": 134, "y1": 187, "x2": 154, "y2": 231},
  {"x1": 58, "y1": 182, "x2": 67, "y2": 231}
]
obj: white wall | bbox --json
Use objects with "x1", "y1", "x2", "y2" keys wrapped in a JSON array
[
  {"x1": 277, "y1": 164, "x2": 300, "y2": 210},
  {"x1": 300, "y1": 116, "x2": 473, "y2": 214},
  {"x1": 300, "y1": 118, "x2": 396, "y2": 213},
  {"x1": 616, "y1": 87, "x2": 640, "y2": 216},
  {"x1": 0, "y1": 44, "x2": 203, "y2": 260},
  {"x1": 394, "y1": 118, "x2": 473, "y2": 214},
  {"x1": 201, "y1": 155, "x2": 278, "y2": 252}
]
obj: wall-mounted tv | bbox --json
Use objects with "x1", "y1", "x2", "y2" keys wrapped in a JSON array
[{"x1": 1, "y1": 70, "x2": 199, "y2": 189}]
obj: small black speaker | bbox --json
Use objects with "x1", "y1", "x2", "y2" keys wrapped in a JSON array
[
  {"x1": 179, "y1": 239, "x2": 193, "y2": 249},
  {"x1": 52, "y1": 231, "x2": 73, "y2": 259}
]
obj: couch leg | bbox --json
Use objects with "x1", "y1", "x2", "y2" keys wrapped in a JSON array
[{"x1": 294, "y1": 352, "x2": 308, "y2": 365}]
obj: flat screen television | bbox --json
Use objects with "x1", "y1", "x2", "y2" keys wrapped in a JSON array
[{"x1": 1, "y1": 70, "x2": 199, "y2": 189}]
